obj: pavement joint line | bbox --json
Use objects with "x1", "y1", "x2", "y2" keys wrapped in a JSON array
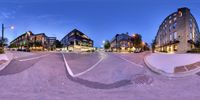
[
  {"x1": 62, "y1": 52, "x2": 106, "y2": 77},
  {"x1": 117, "y1": 55, "x2": 144, "y2": 68},
  {"x1": 18, "y1": 54, "x2": 50, "y2": 62}
]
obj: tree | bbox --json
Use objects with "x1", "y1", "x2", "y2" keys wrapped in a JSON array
[
  {"x1": 195, "y1": 41, "x2": 200, "y2": 48},
  {"x1": 35, "y1": 41, "x2": 43, "y2": 47},
  {"x1": 151, "y1": 39, "x2": 157, "y2": 53},
  {"x1": 143, "y1": 42, "x2": 150, "y2": 51},
  {"x1": 9, "y1": 43, "x2": 17, "y2": 48},
  {"x1": 104, "y1": 40, "x2": 110, "y2": 51},
  {"x1": 0, "y1": 37, "x2": 8, "y2": 46},
  {"x1": 55, "y1": 40, "x2": 63, "y2": 48},
  {"x1": 132, "y1": 34, "x2": 142, "y2": 48}
]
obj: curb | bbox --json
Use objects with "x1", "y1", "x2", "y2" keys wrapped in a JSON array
[
  {"x1": 0, "y1": 52, "x2": 14, "y2": 71},
  {"x1": 143, "y1": 53, "x2": 200, "y2": 78}
]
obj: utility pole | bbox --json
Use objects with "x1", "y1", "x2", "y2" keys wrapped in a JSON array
[{"x1": 2, "y1": 24, "x2": 4, "y2": 49}]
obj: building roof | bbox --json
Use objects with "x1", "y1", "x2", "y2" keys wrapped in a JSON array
[
  {"x1": 61, "y1": 29, "x2": 93, "y2": 41},
  {"x1": 10, "y1": 31, "x2": 33, "y2": 43},
  {"x1": 110, "y1": 33, "x2": 131, "y2": 43}
]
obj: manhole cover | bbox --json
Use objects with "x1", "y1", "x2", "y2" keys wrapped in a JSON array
[{"x1": 132, "y1": 74, "x2": 153, "y2": 85}]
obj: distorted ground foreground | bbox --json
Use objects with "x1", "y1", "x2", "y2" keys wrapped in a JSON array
[{"x1": 0, "y1": 51, "x2": 200, "y2": 100}]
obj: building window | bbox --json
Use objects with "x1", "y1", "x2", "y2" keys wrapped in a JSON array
[
  {"x1": 174, "y1": 17, "x2": 177, "y2": 21},
  {"x1": 190, "y1": 18, "x2": 193, "y2": 23},
  {"x1": 174, "y1": 32, "x2": 177, "y2": 40},
  {"x1": 174, "y1": 45, "x2": 177, "y2": 51},
  {"x1": 169, "y1": 20, "x2": 172, "y2": 24},
  {"x1": 169, "y1": 25, "x2": 173, "y2": 32},
  {"x1": 173, "y1": 22, "x2": 177, "y2": 29},
  {"x1": 170, "y1": 33, "x2": 172, "y2": 41},
  {"x1": 189, "y1": 23, "x2": 192, "y2": 29},
  {"x1": 189, "y1": 32, "x2": 193, "y2": 40}
]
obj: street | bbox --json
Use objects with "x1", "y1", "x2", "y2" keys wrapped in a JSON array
[{"x1": 0, "y1": 51, "x2": 200, "y2": 100}]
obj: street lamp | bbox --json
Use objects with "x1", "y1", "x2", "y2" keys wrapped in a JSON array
[
  {"x1": 1, "y1": 24, "x2": 15, "y2": 52},
  {"x1": 132, "y1": 34, "x2": 136, "y2": 37},
  {"x1": 102, "y1": 40, "x2": 105, "y2": 44},
  {"x1": 142, "y1": 41, "x2": 145, "y2": 46},
  {"x1": 115, "y1": 34, "x2": 119, "y2": 52}
]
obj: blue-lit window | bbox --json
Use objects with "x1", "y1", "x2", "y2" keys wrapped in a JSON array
[{"x1": 173, "y1": 22, "x2": 177, "y2": 29}]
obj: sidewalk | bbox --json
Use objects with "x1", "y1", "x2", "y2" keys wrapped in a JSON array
[
  {"x1": 144, "y1": 53, "x2": 200, "y2": 77},
  {"x1": 0, "y1": 51, "x2": 13, "y2": 71}
]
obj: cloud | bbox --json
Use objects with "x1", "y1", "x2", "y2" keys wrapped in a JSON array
[{"x1": 0, "y1": 10, "x2": 16, "y2": 20}]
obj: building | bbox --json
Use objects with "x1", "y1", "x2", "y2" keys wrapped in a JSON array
[
  {"x1": 61, "y1": 29, "x2": 94, "y2": 52},
  {"x1": 10, "y1": 31, "x2": 56, "y2": 51},
  {"x1": 47, "y1": 37, "x2": 57, "y2": 50},
  {"x1": 10, "y1": 31, "x2": 33, "y2": 51},
  {"x1": 155, "y1": 7, "x2": 200, "y2": 53},
  {"x1": 110, "y1": 33, "x2": 134, "y2": 52},
  {"x1": 29, "y1": 33, "x2": 49, "y2": 51}
]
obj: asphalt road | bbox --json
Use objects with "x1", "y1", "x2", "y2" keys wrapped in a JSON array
[{"x1": 0, "y1": 51, "x2": 200, "y2": 100}]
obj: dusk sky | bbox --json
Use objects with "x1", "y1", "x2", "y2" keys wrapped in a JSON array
[{"x1": 0, "y1": 0, "x2": 200, "y2": 47}]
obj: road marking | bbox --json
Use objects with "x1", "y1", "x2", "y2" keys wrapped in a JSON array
[
  {"x1": 117, "y1": 55, "x2": 144, "y2": 68},
  {"x1": 62, "y1": 53, "x2": 75, "y2": 77},
  {"x1": 19, "y1": 54, "x2": 50, "y2": 62},
  {"x1": 62, "y1": 52, "x2": 106, "y2": 77}
]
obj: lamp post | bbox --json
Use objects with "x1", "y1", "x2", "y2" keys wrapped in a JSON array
[
  {"x1": 2, "y1": 24, "x2": 4, "y2": 48},
  {"x1": 1, "y1": 24, "x2": 14, "y2": 52},
  {"x1": 115, "y1": 34, "x2": 119, "y2": 52}
]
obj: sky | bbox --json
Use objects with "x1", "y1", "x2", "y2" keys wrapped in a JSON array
[{"x1": 0, "y1": 0, "x2": 200, "y2": 47}]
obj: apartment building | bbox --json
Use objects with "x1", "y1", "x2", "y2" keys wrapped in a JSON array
[{"x1": 155, "y1": 7, "x2": 200, "y2": 53}]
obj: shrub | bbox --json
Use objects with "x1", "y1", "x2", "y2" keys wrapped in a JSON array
[
  {"x1": 187, "y1": 48, "x2": 200, "y2": 53},
  {"x1": 0, "y1": 48, "x2": 4, "y2": 54}
]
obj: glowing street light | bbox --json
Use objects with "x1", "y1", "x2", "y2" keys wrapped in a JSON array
[
  {"x1": 10, "y1": 26, "x2": 15, "y2": 30},
  {"x1": 142, "y1": 41, "x2": 145, "y2": 46},
  {"x1": 102, "y1": 40, "x2": 105, "y2": 44},
  {"x1": 132, "y1": 34, "x2": 136, "y2": 37}
]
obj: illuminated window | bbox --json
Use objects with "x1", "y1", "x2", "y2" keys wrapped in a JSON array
[
  {"x1": 169, "y1": 20, "x2": 172, "y2": 24},
  {"x1": 190, "y1": 18, "x2": 193, "y2": 23},
  {"x1": 174, "y1": 17, "x2": 177, "y2": 21}
]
